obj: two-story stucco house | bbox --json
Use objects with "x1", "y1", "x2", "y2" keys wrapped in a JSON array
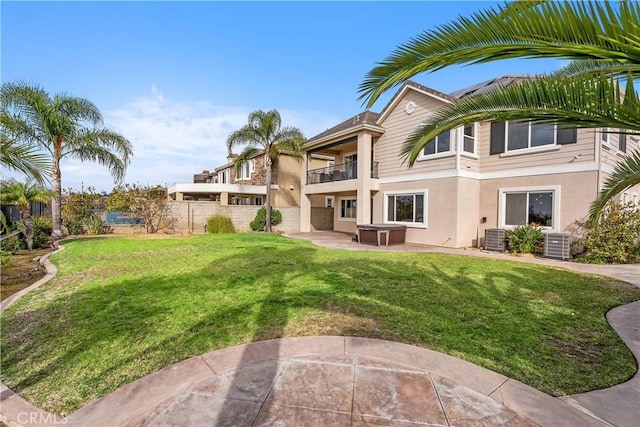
[
  {"x1": 168, "y1": 151, "x2": 302, "y2": 207},
  {"x1": 300, "y1": 77, "x2": 640, "y2": 248}
]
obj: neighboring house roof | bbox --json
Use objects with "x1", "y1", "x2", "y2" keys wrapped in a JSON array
[
  {"x1": 450, "y1": 75, "x2": 532, "y2": 98},
  {"x1": 305, "y1": 111, "x2": 383, "y2": 147}
]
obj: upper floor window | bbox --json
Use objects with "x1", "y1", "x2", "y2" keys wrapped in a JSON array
[
  {"x1": 602, "y1": 127, "x2": 609, "y2": 145},
  {"x1": 619, "y1": 131, "x2": 627, "y2": 153},
  {"x1": 422, "y1": 130, "x2": 452, "y2": 156},
  {"x1": 218, "y1": 170, "x2": 229, "y2": 184},
  {"x1": 462, "y1": 124, "x2": 476, "y2": 154},
  {"x1": 490, "y1": 121, "x2": 576, "y2": 155},
  {"x1": 235, "y1": 160, "x2": 254, "y2": 181},
  {"x1": 507, "y1": 121, "x2": 555, "y2": 150}
]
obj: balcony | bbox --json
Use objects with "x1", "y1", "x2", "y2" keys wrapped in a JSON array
[{"x1": 307, "y1": 161, "x2": 379, "y2": 184}]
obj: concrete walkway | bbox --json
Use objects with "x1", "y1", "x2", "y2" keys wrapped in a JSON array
[{"x1": 1, "y1": 235, "x2": 638, "y2": 426}]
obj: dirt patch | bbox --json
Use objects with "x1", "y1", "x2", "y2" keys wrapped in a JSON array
[{"x1": 1, "y1": 248, "x2": 52, "y2": 301}]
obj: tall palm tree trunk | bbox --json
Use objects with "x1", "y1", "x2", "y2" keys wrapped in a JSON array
[
  {"x1": 265, "y1": 157, "x2": 272, "y2": 232},
  {"x1": 51, "y1": 139, "x2": 63, "y2": 237},
  {"x1": 20, "y1": 208, "x2": 34, "y2": 251}
]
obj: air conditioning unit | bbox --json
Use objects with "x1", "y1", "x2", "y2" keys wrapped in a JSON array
[
  {"x1": 485, "y1": 228, "x2": 506, "y2": 252},
  {"x1": 544, "y1": 233, "x2": 571, "y2": 260}
]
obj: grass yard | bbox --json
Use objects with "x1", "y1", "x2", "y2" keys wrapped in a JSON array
[{"x1": 1, "y1": 234, "x2": 639, "y2": 415}]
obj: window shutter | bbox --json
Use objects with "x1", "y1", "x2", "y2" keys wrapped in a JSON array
[
  {"x1": 557, "y1": 126, "x2": 577, "y2": 145},
  {"x1": 490, "y1": 122, "x2": 505, "y2": 155},
  {"x1": 619, "y1": 132, "x2": 627, "y2": 153}
]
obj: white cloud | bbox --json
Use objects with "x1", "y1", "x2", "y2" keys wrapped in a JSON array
[
  {"x1": 75, "y1": 86, "x2": 343, "y2": 193},
  {"x1": 1, "y1": 87, "x2": 343, "y2": 193}
]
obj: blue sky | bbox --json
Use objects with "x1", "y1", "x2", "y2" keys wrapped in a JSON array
[{"x1": 2, "y1": 1, "x2": 562, "y2": 192}]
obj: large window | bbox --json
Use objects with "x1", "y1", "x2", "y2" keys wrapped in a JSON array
[
  {"x1": 218, "y1": 170, "x2": 229, "y2": 184},
  {"x1": 235, "y1": 160, "x2": 254, "y2": 181},
  {"x1": 507, "y1": 121, "x2": 555, "y2": 151},
  {"x1": 503, "y1": 190, "x2": 555, "y2": 227},
  {"x1": 340, "y1": 198, "x2": 357, "y2": 220},
  {"x1": 385, "y1": 191, "x2": 426, "y2": 226},
  {"x1": 422, "y1": 130, "x2": 452, "y2": 156}
]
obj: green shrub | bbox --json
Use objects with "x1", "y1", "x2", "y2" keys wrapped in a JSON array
[
  {"x1": 250, "y1": 207, "x2": 282, "y2": 231},
  {"x1": 207, "y1": 215, "x2": 236, "y2": 233},
  {"x1": 506, "y1": 224, "x2": 544, "y2": 254},
  {"x1": 575, "y1": 201, "x2": 640, "y2": 264},
  {"x1": 64, "y1": 219, "x2": 85, "y2": 235},
  {"x1": 0, "y1": 235, "x2": 22, "y2": 253},
  {"x1": 0, "y1": 250, "x2": 11, "y2": 268},
  {"x1": 32, "y1": 217, "x2": 53, "y2": 249},
  {"x1": 85, "y1": 215, "x2": 106, "y2": 235}
]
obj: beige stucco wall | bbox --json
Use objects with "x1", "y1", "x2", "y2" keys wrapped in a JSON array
[
  {"x1": 273, "y1": 155, "x2": 303, "y2": 207},
  {"x1": 378, "y1": 178, "x2": 461, "y2": 247},
  {"x1": 478, "y1": 171, "x2": 599, "y2": 237}
]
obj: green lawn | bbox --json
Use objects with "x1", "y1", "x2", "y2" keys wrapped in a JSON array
[{"x1": 2, "y1": 234, "x2": 639, "y2": 415}]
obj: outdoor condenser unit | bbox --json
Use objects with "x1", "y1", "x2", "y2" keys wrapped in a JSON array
[
  {"x1": 544, "y1": 233, "x2": 571, "y2": 260},
  {"x1": 485, "y1": 228, "x2": 506, "y2": 252}
]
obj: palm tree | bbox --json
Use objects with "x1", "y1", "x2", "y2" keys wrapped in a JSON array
[
  {"x1": 1, "y1": 180, "x2": 53, "y2": 250},
  {"x1": 358, "y1": 0, "x2": 640, "y2": 226},
  {"x1": 1, "y1": 82, "x2": 133, "y2": 236},
  {"x1": 227, "y1": 109, "x2": 305, "y2": 232},
  {"x1": 1, "y1": 112, "x2": 51, "y2": 184}
]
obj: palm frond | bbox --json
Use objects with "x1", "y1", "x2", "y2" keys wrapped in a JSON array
[
  {"x1": 227, "y1": 126, "x2": 262, "y2": 152},
  {"x1": 588, "y1": 150, "x2": 640, "y2": 227},
  {"x1": 401, "y1": 75, "x2": 640, "y2": 166},
  {"x1": 554, "y1": 59, "x2": 637, "y2": 79},
  {"x1": 0, "y1": 139, "x2": 51, "y2": 184},
  {"x1": 359, "y1": 0, "x2": 640, "y2": 107},
  {"x1": 65, "y1": 128, "x2": 133, "y2": 183},
  {"x1": 233, "y1": 147, "x2": 261, "y2": 167}
]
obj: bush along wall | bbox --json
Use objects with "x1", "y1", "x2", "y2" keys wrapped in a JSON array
[{"x1": 250, "y1": 207, "x2": 282, "y2": 231}]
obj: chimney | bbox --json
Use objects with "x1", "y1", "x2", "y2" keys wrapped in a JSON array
[{"x1": 227, "y1": 153, "x2": 238, "y2": 162}]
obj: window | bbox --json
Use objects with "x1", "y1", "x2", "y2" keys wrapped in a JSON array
[
  {"x1": 235, "y1": 160, "x2": 254, "y2": 181},
  {"x1": 340, "y1": 198, "x2": 357, "y2": 220},
  {"x1": 386, "y1": 193, "x2": 425, "y2": 226},
  {"x1": 490, "y1": 122, "x2": 576, "y2": 155},
  {"x1": 602, "y1": 128, "x2": 609, "y2": 145},
  {"x1": 423, "y1": 130, "x2": 452, "y2": 156},
  {"x1": 503, "y1": 191, "x2": 554, "y2": 227},
  {"x1": 218, "y1": 170, "x2": 229, "y2": 184},
  {"x1": 619, "y1": 131, "x2": 627, "y2": 153},
  {"x1": 255, "y1": 197, "x2": 263, "y2": 206},
  {"x1": 325, "y1": 196, "x2": 334, "y2": 208},
  {"x1": 508, "y1": 121, "x2": 555, "y2": 151},
  {"x1": 462, "y1": 124, "x2": 476, "y2": 154}
]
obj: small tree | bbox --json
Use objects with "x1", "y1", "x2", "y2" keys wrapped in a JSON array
[
  {"x1": 106, "y1": 184, "x2": 175, "y2": 233},
  {"x1": 0, "y1": 179, "x2": 53, "y2": 250},
  {"x1": 61, "y1": 186, "x2": 103, "y2": 234}
]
